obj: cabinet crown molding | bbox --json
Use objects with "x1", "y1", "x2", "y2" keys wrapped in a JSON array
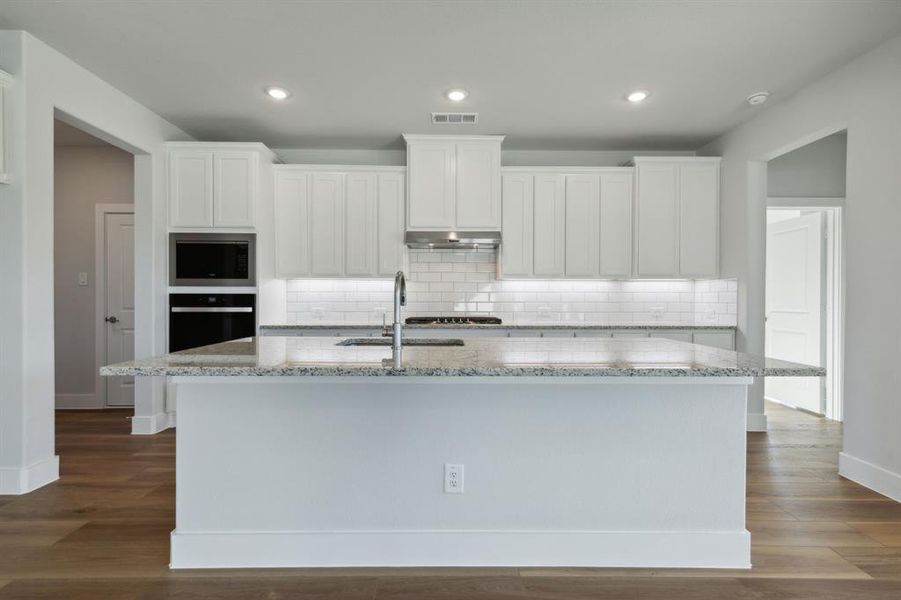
[
  {"x1": 632, "y1": 156, "x2": 721, "y2": 164},
  {"x1": 403, "y1": 134, "x2": 505, "y2": 144},
  {"x1": 274, "y1": 164, "x2": 406, "y2": 173}
]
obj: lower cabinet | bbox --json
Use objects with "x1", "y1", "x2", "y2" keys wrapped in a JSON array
[{"x1": 275, "y1": 167, "x2": 405, "y2": 278}]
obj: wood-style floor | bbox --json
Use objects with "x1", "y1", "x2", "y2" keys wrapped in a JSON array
[{"x1": 2, "y1": 402, "x2": 901, "y2": 599}]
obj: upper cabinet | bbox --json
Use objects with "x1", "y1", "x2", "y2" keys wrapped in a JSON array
[
  {"x1": 404, "y1": 135, "x2": 503, "y2": 231},
  {"x1": 499, "y1": 168, "x2": 633, "y2": 279},
  {"x1": 0, "y1": 68, "x2": 12, "y2": 185},
  {"x1": 274, "y1": 167, "x2": 405, "y2": 278},
  {"x1": 168, "y1": 143, "x2": 274, "y2": 228},
  {"x1": 634, "y1": 157, "x2": 720, "y2": 278}
]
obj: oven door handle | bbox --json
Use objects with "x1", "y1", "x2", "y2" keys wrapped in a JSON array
[{"x1": 170, "y1": 307, "x2": 254, "y2": 313}]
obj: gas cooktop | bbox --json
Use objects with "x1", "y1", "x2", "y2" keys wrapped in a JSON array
[{"x1": 405, "y1": 316, "x2": 503, "y2": 325}]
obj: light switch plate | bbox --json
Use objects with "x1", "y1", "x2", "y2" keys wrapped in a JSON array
[{"x1": 78, "y1": 272, "x2": 89, "y2": 287}]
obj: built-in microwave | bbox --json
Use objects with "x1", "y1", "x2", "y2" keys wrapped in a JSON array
[{"x1": 169, "y1": 233, "x2": 256, "y2": 287}]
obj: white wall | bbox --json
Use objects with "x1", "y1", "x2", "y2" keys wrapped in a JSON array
[
  {"x1": 286, "y1": 250, "x2": 737, "y2": 327},
  {"x1": 700, "y1": 33, "x2": 901, "y2": 498},
  {"x1": 0, "y1": 30, "x2": 190, "y2": 494},
  {"x1": 53, "y1": 144, "x2": 134, "y2": 408},
  {"x1": 767, "y1": 133, "x2": 847, "y2": 198}
]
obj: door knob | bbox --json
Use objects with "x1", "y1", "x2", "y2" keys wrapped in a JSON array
[{"x1": 105, "y1": 316, "x2": 119, "y2": 323}]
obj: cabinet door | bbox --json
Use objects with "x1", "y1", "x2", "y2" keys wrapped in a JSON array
[
  {"x1": 635, "y1": 163, "x2": 678, "y2": 277},
  {"x1": 649, "y1": 331, "x2": 692, "y2": 343},
  {"x1": 345, "y1": 173, "x2": 376, "y2": 276},
  {"x1": 309, "y1": 173, "x2": 345, "y2": 276},
  {"x1": 598, "y1": 171, "x2": 633, "y2": 277},
  {"x1": 213, "y1": 151, "x2": 256, "y2": 227},
  {"x1": 693, "y1": 331, "x2": 734, "y2": 350},
  {"x1": 456, "y1": 142, "x2": 500, "y2": 229},
  {"x1": 564, "y1": 175, "x2": 600, "y2": 277},
  {"x1": 407, "y1": 141, "x2": 455, "y2": 228},
  {"x1": 169, "y1": 150, "x2": 213, "y2": 227},
  {"x1": 274, "y1": 172, "x2": 311, "y2": 277},
  {"x1": 376, "y1": 172, "x2": 405, "y2": 276},
  {"x1": 532, "y1": 174, "x2": 565, "y2": 276},
  {"x1": 678, "y1": 162, "x2": 719, "y2": 277},
  {"x1": 500, "y1": 173, "x2": 533, "y2": 277}
]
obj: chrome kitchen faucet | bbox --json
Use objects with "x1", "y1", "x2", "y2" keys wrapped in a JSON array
[{"x1": 384, "y1": 270, "x2": 406, "y2": 353}]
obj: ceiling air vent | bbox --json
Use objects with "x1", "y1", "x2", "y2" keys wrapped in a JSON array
[{"x1": 431, "y1": 112, "x2": 479, "y2": 125}]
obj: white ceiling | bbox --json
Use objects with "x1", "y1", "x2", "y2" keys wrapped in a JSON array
[{"x1": 3, "y1": 0, "x2": 901, "y2": 150}]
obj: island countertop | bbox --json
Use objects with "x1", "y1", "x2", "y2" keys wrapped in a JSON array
[{"x1": 101, "y1": 336, "x2": 824, "y2": 378}]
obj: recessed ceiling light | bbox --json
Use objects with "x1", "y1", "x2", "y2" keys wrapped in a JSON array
[
  {"x1": 265, "y1": 86, "x2": 290, "y2": 101},
  {"x1": 446, "y1": 89, "x2": 468, "y2": 102},
  {"x1": 747, "y1": 91, "x2": 769, "y2": 106},
  {"x1": 626, "y1": 90, "x2": 650, "y2": 103}
]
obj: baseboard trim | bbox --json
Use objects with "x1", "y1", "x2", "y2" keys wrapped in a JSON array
[
  {"x1": 131, "y1": 411, "x2": 172, "y2": 435},
  {"x1": 747, "y1": 412, "x2": 767, "y2": 432},
  {"x1": 170, "y1": 529, "x2": 751, "y2": 570},
  {"x1": 0, "y1": 455, "x2": 60, "y2": 495},
  {"x1": 839, "y1": 452, "x2": 901, "y2": 502},
  {"x1": 56, "y1": 393, "x2": 102, "y2": 410}
]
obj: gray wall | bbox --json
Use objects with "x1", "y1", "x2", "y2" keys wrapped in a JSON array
[
  {"x1": 700, "y1": 33, "x2": 901, "y2": 498},
  {"x1": 767, "y1": 133, "x2": 847, "y2": 197},
  {"x1": 54, "y1": 144, "x2": 134, "y2": 405}
]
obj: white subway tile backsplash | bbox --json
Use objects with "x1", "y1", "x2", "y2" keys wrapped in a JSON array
[{"x1": 284, "y1": 249, "x2": 738, "y2": 326}]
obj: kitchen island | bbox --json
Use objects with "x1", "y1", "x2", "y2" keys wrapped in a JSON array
[{"x1": 102, "y1": 336, "x2": 823, "y2": 570}]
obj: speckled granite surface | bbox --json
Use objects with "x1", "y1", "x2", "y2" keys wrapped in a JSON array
[
  {"x1": 260, "y1": 323, "x2": 736, "y2": 333},
  {"x1": 101, "y1": 336, "x2": 824, "y2": 378}
]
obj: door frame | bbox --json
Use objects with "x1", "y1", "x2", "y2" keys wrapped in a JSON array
[
  {"x1": 766, "y1": 199, "x2": 845, "y2": 421},
  {"x1": 94, "y1": 203, "x2": 136, "y2": 408}
]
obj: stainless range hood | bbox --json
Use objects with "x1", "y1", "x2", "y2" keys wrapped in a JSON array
[{"x1": 404, "y1": 231, "x2": 501, "y2": 250}]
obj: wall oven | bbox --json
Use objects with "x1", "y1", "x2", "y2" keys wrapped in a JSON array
[
  {"x1": 169, "y1": 294, "x2": 256, "y2": 352},
  {"x1": 169, "y1": 233, "x2": 256, "y2": 287}
]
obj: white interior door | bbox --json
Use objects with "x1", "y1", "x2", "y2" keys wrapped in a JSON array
[
  {"x1": 765, "y1": 211, "x2": 823, "y2": 414},
  {"x1": 104, "y1": 212, "x2": 135, "y2": 407}
]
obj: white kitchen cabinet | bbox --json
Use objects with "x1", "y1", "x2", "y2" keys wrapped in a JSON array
[
  {"x1": 169, "y1": 150, "x2": 214, "y2": 227},
  {"x1": 309, "y1": 173, "x2": 345, "y2": 276},
  {"x1": 375, "y1": 172, "x2": 406, "y2": 276},
  {"x1": 634, "y1": 162, "x2": 678, "y2": 277},
  {"x1": 0, "y1": 69, "x2": 11, "y2": 184},
  {"x1": 499, "y1": 168, "x2": 630, "y2": 280},
  {"x1": 455, "y1": 141, "x2": 501, "y2": 228},
  {"x1": 678, "y1": 162, "x2": 720, "y2": 277},
  {"x1": 634, "y1": 157, "x2": 720, "y2": 278},
  {"x1": 345, "y1": 173, "x2": 376, "y2": 276},
  {"x1": 532, "y1": 174, "x2": 566, "y2": 277},
  {"x1": 213, "y1": 151, "x2": 257, "y2": 227},
  {"x1": 168, "y1": 143, "x2": 273, "y2": 229},
  {"x1": 274, "y1": 171, "x2": 311, "y2": 277},
  {"x1": 404, "y1": 135, "x2": 503, "y2": 230},
  {"x1": 598, "y1": 171, "x2": 633, "y2": 277},
  {"x1": 564, "y1": 175, "x2": 600, "y2": 277},
  {"x1": 274, "y1": 167, "x2": 405, "y2": 278},
  {"x1": 649, "y1": 331, "x2": 693, "y2": 343},
  {"x1": 693, "y1": 331, "x2": 735, "y2": 350},
  {"x1": 500, "y1": 174, "x2": 534, "y2": 277}
]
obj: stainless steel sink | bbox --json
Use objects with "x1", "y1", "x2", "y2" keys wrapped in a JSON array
[{"x1": 337, "y1": 338, "x2": 464, "y2": 347}]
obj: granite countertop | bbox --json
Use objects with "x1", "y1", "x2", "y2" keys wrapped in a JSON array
[
  {"x1": 101, "y1": 336, "x2": 824, "y2": 378},
  {"x1": 260, "y1": 323, "x2": 737, "y2": 332}
]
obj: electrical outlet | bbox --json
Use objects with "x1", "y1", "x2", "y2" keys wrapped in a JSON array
[
  {"x1": 312, "y1": 307, "x2": 324, "y2": 320},
  {"x1": 650, "y1": 305, "x2": 665, "y2": 317},
  {"x1": 444, "y1": 463, "x2": 464, "y2": 494}
]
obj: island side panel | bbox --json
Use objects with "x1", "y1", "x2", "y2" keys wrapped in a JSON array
[{"x1": 171, "y1": 378, "x2": 750, "y2": 568}]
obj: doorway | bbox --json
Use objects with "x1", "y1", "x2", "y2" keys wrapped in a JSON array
[
  {"x1": 765, "y1": 132, "x2": 845, "y2": 421},
  {"x1": 54, "y1": 119, "x2": 136, "y2": 409}
]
